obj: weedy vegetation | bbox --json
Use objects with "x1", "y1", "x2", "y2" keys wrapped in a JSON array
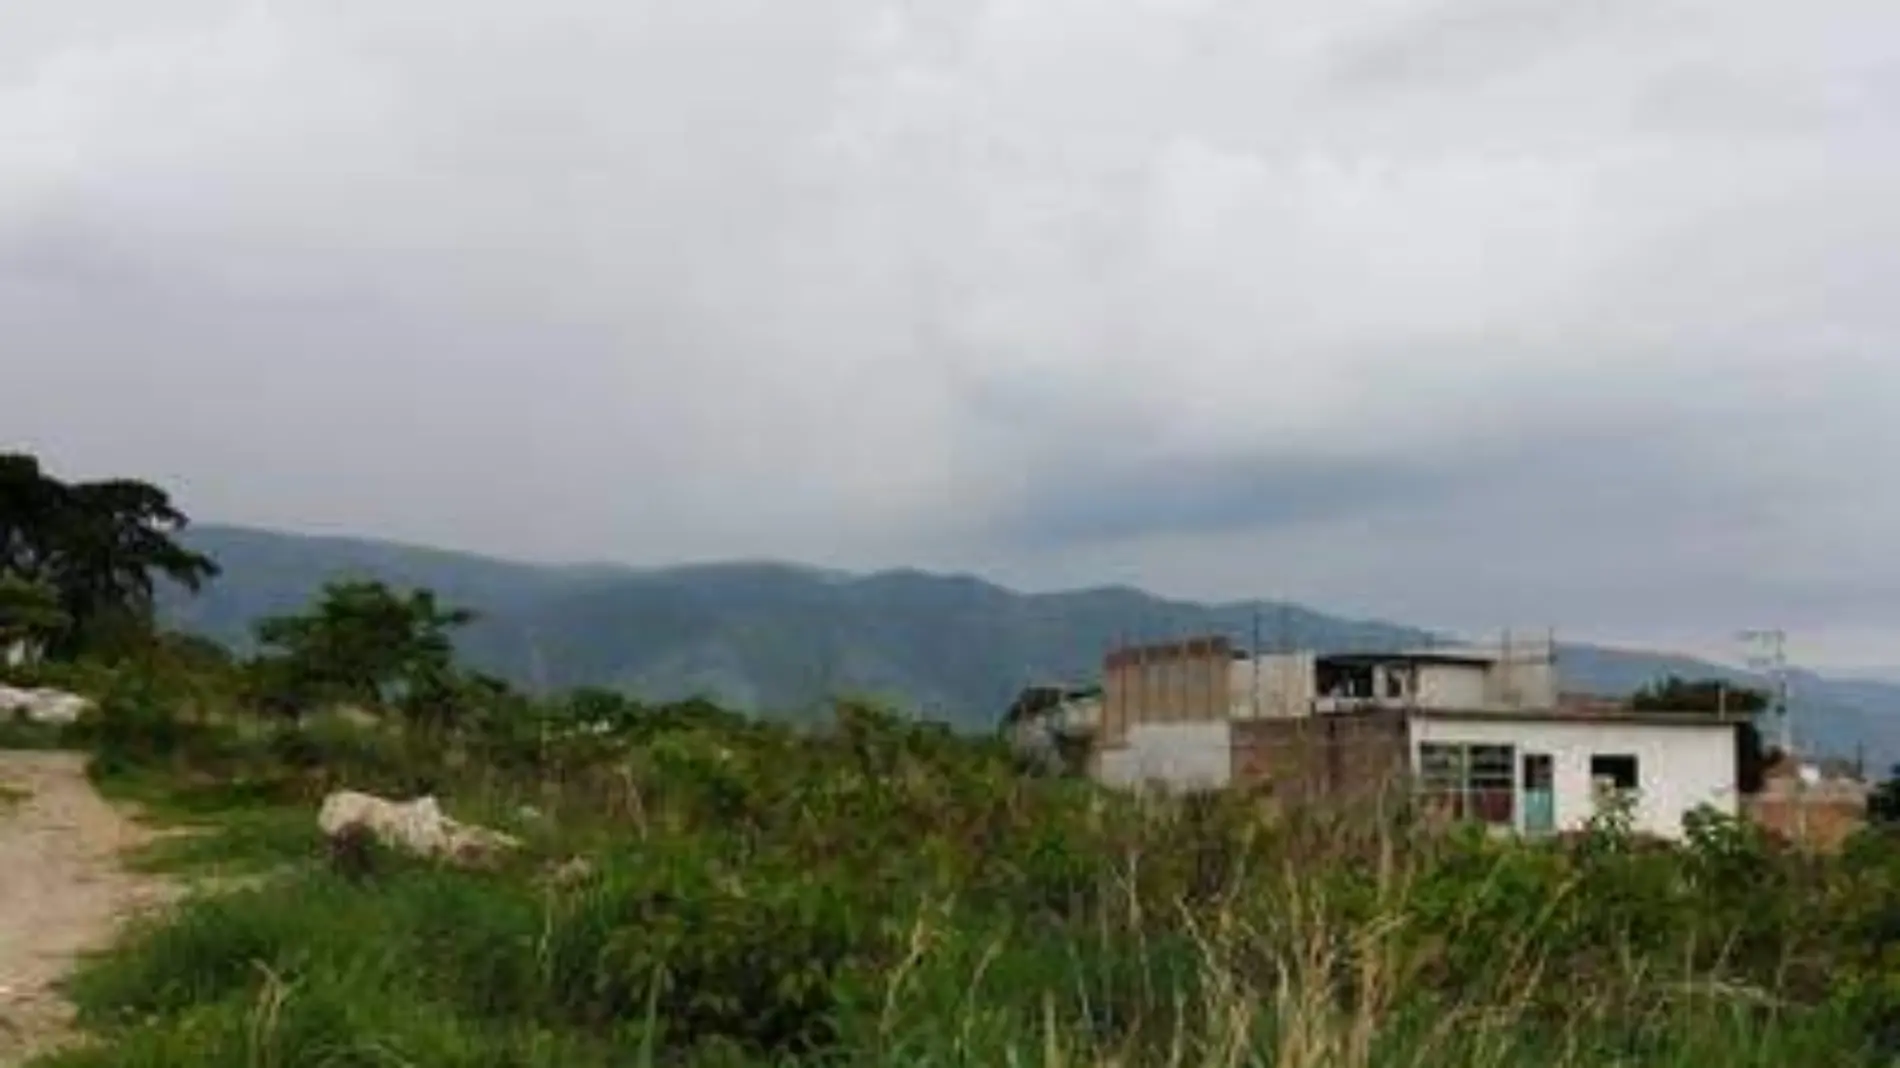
[
  {"x1": 3, "y1": 650, "x2": 1897, "y2": 1068},
  {"x1": 4, "y1": 449, "x2": 1900, "y2": 1065}
]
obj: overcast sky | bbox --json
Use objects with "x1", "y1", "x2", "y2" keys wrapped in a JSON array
[{"x1": 6, "y1": 1, "x2": 1898, "y2": 668}]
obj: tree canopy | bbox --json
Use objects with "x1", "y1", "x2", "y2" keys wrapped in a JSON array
[
  {"x1": 250, "y1": 579, "x2": 476, "y2": 723},
  {"x1": 0, "y1": 452, "x2": 218, "y2": 657},
  {"x1": 0, "y1": 574, "x2": 68, "y2": 650},
  {"x1": 1630, "y1": 675, "x2": 1770, "y2": 715}
]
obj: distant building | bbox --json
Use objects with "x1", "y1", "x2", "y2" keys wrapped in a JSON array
[
  {"x1": 1743, "y1": 752, "x2": 1870, "y2": 851},
  {"x1": 1068, "y1": 634, "x2": 1744, "y2": 841},
  {"x1": 1001, "y1": 683, "x2": 1103, "y2": 776},
  {"x1": 1407, "y1": 705, "x2": 1741, "y2": 838}
]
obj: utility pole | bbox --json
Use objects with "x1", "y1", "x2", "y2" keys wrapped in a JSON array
[
  {"x1": 1739, "y1": 628, "x2": 1791, "y2": 753},
  {"x1": 1250, "y1": 602, "x2": 1262, "y2": 719},
  {"x1": 1501, "y1": 627, "x2": 1516, "y2": 707},
  {"x1": 522, "y1": 625, "x2": 550, "y2": 695},
  {"x1": 1740, "y1": 628, "x2": 1797, "y2": 842}
]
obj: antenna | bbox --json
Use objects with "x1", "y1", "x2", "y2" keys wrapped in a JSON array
[
  {"x1": 1738, "y1": 628, "x2": 1790, "y2": 754},
  {"x1": 1739, "y1": 626, "x2": 1801, "y2": 843},
  {"x1": 1501, "y1": 627, "x2": 1516, "y2": 706}
]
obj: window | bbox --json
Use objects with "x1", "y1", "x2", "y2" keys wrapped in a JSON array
[
  {"x1": 1420, "y1": 743, "x2": 1463, "y2": 802},
  {"x1": 1522, "y1": 753, "x2": 1554, "y2": 792},
  {"x1": 1418, "y1": 742, "x2": 1516, "y2": 825},
  {"x1": 1590, "y1": 754, "x2": 1639, "y2": 792},
  {"x1": 1383, "y1": 667, "x2": 1408, "y2": 700}
]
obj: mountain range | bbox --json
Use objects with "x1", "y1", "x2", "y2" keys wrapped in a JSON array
[{"x1": 157, "y1": 525, "x2": 1900, "y2": 770}]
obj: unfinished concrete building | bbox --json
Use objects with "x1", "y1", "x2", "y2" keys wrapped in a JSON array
[{"x1": 1078, "y1": 632, "x2": 1746, "y2": 841}]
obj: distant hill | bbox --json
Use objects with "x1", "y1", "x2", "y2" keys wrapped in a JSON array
[{"x1": 158, "y1": 525, "x2": 1900, "y2": 767}]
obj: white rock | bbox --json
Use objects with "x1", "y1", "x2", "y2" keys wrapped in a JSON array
[
  {"x1": 317, "y1": 789, "x2": 520, "y2": 866},
  {"x1": 0, "y1": 685, "x2": 91, "y2": 725}
]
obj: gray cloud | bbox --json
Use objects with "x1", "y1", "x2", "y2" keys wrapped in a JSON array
[
  {"x1": 990, "y1": 451, "x2": 1446, "y2": 549},
  {"x1": 6, "y1": 0, "x2": 1900, "y2": 665},
  {"x1": 1325, "y1": 0, "x2": 1658, "y2": 96}
]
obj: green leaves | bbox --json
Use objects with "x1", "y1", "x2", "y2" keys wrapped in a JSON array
[
  {"x1": 248, "y1": 580, "x2": 476, "y2": 723},
  {"x1": 0, "y1": 572, "x2": 68, "y2": 653},
  {"x1": 0, "y1": 452, "x2": 217, "y2": 658},
  {"x1": 1630, "y1": 674, "x2": 1770, "y2": 715}
]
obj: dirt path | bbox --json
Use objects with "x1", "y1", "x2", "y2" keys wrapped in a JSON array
[{"x1": 0, "y1": 752, "x2": 174, "y2": 1065}]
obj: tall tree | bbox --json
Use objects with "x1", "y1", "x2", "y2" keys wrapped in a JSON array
[
  {"x1": 0, "y1": 574, "x2": 68, "y2": 663},
  {"x1": 47, "y1": 478, "x2": 219, "y2": 653},
  {"x1": 0, "y1": 453, "x2": 219, "y2": 657},
  {"x1": 0, "y1": 454, "x2": 68, "y2": 584}
]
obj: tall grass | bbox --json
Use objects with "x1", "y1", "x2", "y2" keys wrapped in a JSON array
[{"x1": 22, "y1": 687, "x2": 1900, "y2": 1067}]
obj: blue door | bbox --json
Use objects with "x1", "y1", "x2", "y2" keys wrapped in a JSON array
[{"x1": 1522, "y1": 753, "x2": 1555, "y2": 835}]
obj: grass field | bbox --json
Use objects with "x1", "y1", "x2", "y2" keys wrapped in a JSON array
[{"x1": 9, "y1": 676, "x2": 1900, "y2": 1067}]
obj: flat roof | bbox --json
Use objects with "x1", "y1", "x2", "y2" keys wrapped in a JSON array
[
  {"x1": 1105, "y1": 635, "x2": 1233, "y2": 667},
  {"x1": 1410, "y1": 707, "x2": 1744, "y2": 728},
  {"x1": 1317, "y1": 651, "x2": 1499, "y2": 668}
]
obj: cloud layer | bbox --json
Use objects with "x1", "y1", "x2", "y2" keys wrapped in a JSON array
[{"x1": 7, "y1": 0, "x2": 1899, "y2": 664}]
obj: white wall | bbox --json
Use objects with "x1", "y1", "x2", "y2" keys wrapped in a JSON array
[
  {"x1": 1058, "y1": 696, "x2": 1101, "y2": 733},
  {"x1": 1415, "y1": 664, "x2": 1490, "y2": 710},
  {"x1": 1227, "y1": 659, "x2": 1254, "y2": 717},
  {"x1": 1403, "y1": 637, "x2": 1559, "y2": 710},
  {"x1": 1491, "y1": 658, "x2": 1558, "y2": 709},
  {"x1": 1228, "y1": 653, "x2": 1314, "y2": 719},
  {"x1": 1098, "y1": 722, "x2": 1232, "y2": 791},
  {"x1": 1411, "y1": 717, "x2": 1738, "y2": 840}
]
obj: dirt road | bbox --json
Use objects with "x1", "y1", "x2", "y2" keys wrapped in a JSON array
[{"x1": 0, "y1": 752, "x2": 172, "y2": 1065}]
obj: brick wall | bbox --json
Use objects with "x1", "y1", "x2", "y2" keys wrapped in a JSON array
[
  {"x1": 1744, "y1": 793, "x2": 1867, "y2": 852},
  {"x1": 1231, "y1": 709, "x2": 1409, "y2": 806},
  {"x1": 1101, "y1": 636, "x2": 1233, "y2": 746}
]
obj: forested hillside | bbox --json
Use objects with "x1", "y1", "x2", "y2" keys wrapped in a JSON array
[{"x1": 162, "y1": 525, "x2": 1899, "y2": 763}]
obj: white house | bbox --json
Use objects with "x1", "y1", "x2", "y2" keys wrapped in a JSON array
[
  {"x1": 1078, "y1": 633, "x2": 1742, "y2": 839},
  {"x1": 1409, "y1": 708, "x2": 1739, "y2": 840}
]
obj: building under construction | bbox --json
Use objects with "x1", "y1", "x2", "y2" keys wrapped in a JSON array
[{"x1": 1010, "y1": 631, "x2": 1752, "y2": 842}]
